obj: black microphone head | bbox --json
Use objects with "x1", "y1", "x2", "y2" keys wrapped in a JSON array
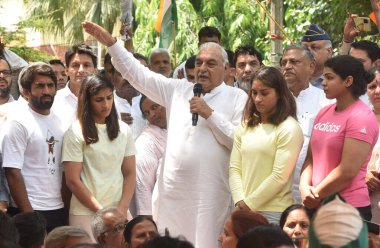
[{"x1": 193, "y1": 83, "x2": 202, "y2": 95}]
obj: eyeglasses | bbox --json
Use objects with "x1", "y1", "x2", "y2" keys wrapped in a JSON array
[
  {"x1": 101, "y1": 222, "x2": 127, "y2": 236},
  {"x1": 0, "y1": 70, "x2": 11, "y2": 76}
]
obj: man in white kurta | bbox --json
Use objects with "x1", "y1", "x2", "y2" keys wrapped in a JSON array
[
  {"x1": 282, "y1": 45, "x2": 331, "y2": 203},
  {"x1": 114, "y1": 90, "x2": 145, "y2": 140},
  {"x1": 82, "y1": 21, "x2": 248, "y2": 248},
  {"x1": 51, "y1": 44, "x2": 98, "y2": 131},
  {"x1": 52, "y1": 83, "x2": 78, "y2": 131}
]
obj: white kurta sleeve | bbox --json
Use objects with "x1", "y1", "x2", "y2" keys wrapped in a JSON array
[
  {"x1": 108, "y1": 42, "x2": 186, "y2": 108},
  {"x1": 206, "y1": 92, "x2": 247, "y2": 150}
]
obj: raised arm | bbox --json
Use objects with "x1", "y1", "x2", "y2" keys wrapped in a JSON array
[
  {"x1": 339, "y1": 14, "x2": 359, "y2": 55},
  {"x1": 82, "y1": 21, "x2": 116, "y2": 47},
  {"x1": 83, "y1": 21, "x2": 182, "y2": 109}
]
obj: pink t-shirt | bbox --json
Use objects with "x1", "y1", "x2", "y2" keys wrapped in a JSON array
[{"x1": 311, "y1": 100, "x2": 379, "y2": 207}]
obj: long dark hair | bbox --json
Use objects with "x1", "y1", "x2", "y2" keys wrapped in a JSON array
[
  {"x1": 243, "y1": 66, "x2": 297, "y2": 127},
  {"x1": 77, "y1": 75, "x2": 119, "y2": 145}
]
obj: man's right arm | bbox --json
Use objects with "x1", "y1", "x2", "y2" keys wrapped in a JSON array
[
  {"x1": 82, "y1": 21, "x2": 181, "y2": 108},
  {"x1": 2, "y1": 120, "x2": 32, "y2": 211},
  {"x1": 339, "y1": 14, "x2": 359, "y2": 55},
  {"x1": 5, "y1": 168, "x2": 32, "y2": 211}
]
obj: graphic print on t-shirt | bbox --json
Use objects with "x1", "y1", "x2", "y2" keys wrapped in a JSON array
[
  {"x1": 46, "y1": 130, "x2": 59, "y2": 175},
  {"x1": 313, "y1": 121, "x2": 341, "y2": 133}
]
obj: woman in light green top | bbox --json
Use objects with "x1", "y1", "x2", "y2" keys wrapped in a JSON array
[
  {"x1": 62, "y1": 75, "x2": 136, "y2": 239},
  {"x1": 229, "y1": 67, "x2": 303, "y2": 223}
]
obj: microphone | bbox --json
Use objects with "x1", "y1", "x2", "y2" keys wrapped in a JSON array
[{"x1": 192, "y1": 83, "x2": 203, "y2": 126}]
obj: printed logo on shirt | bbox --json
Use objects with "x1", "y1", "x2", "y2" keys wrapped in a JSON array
[
  {"x1": 360, "y1": 128, "x2": 367, "y2": 134},
  {"x1": 313, "y1": 122, "x2": 341, "y2": 133},
  {"x1": 46, "y1": 130, "x2": 60, "y2": 175}
]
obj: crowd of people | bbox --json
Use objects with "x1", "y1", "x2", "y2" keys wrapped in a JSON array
[{"x1": 1, "y1": 1, "x2": 380, "y2": 248}]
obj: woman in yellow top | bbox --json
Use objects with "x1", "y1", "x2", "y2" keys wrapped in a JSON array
[{"x1": 229, "y1": 67, "x2": 303, "y2": 223}]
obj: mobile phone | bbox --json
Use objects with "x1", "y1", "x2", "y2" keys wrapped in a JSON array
[{"x1": 354, "y1": 17, "x2": 371, "y2": 32}]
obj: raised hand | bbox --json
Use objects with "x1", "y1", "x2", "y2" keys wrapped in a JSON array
[
  {"x1": 343, "y1": 14, "x2": 359, "y2": 43},
  {"x1": 81, "y1": 21, "x2": 117, "y2": 47}
]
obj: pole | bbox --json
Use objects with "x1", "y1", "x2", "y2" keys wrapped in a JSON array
[
  {"x1": 270, "y1": 0, "x2": 283, "y2": 67},
  {"x1": 172, "y1": 20, "x2": 177, "y2": 68}
]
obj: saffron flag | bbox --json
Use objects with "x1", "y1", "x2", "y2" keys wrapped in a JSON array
[
  {"x1": 154, "y1": 0, "x2": 178, "y2": 48},
  {"x1": 370, "y1": 12, "x2": 378, "y2": 26}
]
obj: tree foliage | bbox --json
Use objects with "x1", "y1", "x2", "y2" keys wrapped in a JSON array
[
  {"x1": 0, "y1": 27, "x2": 54, "y2": 62},
  {"x1": 23, "y1": 0, "x2": 120, "y2": 44},
  {"x1": 17, "y1": 0, "x2": 379, "y2": 65},
  {"x1": 283, "y1": 0, "x2": 374, "y2": 48},
  {"x1": 9, "y1": 46, "x2": 54, "y2": 62}
]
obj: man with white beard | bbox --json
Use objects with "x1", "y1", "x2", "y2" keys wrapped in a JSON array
[{"x1": 234, "y1": 45, "x2": 263, "y2": 92}]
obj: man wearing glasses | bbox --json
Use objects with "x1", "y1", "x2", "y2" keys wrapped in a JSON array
[
  {"x1": 92, "y1": 207, "x2": 127, "y2": 248},
  {"x1": 0, "y1": 57, "x2": 14, "y2": 105},
  {"x1": 0, "y1": 56, "x2": 14, "y2": 214},
  {"x1": 281, "y1": 44, "x2": 331, "y2": 204}
]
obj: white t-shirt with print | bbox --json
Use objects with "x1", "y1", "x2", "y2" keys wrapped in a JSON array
[{"x1": 2, "y1": 107, "x2": 64, "y2": 210}]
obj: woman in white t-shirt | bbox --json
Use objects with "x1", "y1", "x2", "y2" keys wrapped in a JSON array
[{"x1": 62, "y1": 74, "x2": 136, "y2": 239}]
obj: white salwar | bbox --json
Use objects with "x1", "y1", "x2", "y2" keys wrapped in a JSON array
[{"x1": 108, "y1": 42, "x2": 247, "y2": 248}]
